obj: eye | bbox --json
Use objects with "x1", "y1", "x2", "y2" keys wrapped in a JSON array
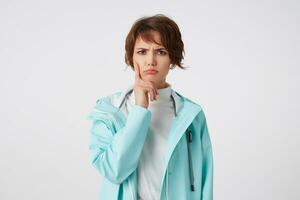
[
  {"x1": 157, "y1": 50, "x2": 167, "y2": 55},
  {"x1": 137, "y1": 50, "x2": 146, "y2": 55}
]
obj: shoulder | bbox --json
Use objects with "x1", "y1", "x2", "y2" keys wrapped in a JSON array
[
  {"x1": 88, "y1": 91, "x2": 123, "y2": 121},
  {"x1": 174, "y1": 90, "x2": 208, "y2": 123},
  {"x1": 184, "y1": 96, "x2": 203, "y2": 110},
  {"x1": 174, "y1": 90, "x2": 204, "y2": 111},
  {"x1": 95, "y1": 84, "x2": 133, "y2": 106},
  {"x1": 95, "y1": 91, "x2": 123, "y2": 106}
]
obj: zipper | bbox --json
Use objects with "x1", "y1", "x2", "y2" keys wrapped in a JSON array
[{"x1": 186, "y1": 129, "x2": 195, "y2": 191}]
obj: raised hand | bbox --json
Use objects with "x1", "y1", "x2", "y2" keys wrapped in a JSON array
[{"x1": 133, "y1": 62, "x2": 158, "y2": 109}]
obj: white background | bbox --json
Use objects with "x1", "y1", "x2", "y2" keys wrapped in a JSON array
[{"x1": 0, "y1": 0, "x2": 299, "y2": 199}]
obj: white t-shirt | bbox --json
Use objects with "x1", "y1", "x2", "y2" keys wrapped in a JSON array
[{"x1": 125, "y1": 84, "x2": 175, "y2": 200}]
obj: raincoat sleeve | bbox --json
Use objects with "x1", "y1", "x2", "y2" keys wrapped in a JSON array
[
  {"x1": 200, "y1": 111, "x2": 214, "y2": 200},
  {"x1": 88, "y1": 100, "x2": 151, "y2": 184}
]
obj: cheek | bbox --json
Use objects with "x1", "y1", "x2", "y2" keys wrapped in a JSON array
[
  {"x1": 158, "y1": 56, "x2": 171, "y2": 65},
  {"x1": 158, "y1": 65, "x2": 170, "y2": 77},
  {"x1": 132, "y1": 54, "x2": 137, "y2": 64},
  {"x1": 158, "y1": 58, "x2": 171, "y2": 72},
  {"x1": 162, "y1": 68, "x2": 170, "y2": 76},
  {"x1": 133, "y1": 55, "x2": 143, "y2": 65}
]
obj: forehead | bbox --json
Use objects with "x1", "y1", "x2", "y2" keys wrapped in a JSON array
[{"x1": 134, "y1": 31, "x2": 163, "y2": 48}]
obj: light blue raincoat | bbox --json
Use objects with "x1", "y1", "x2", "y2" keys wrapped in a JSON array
[{"x1": 87, "y1": 84, "x2": 213, "y2": 200}]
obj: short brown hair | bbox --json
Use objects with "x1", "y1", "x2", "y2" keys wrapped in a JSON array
[{"x1": 125, "y1": 14, "x2": 186, "y2": 70}]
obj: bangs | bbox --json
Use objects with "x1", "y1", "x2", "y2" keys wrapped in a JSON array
[{"x1": 137, "y1": 30, "x2": 163, "y2": 46}]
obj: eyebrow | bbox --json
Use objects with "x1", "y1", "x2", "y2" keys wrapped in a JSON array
[{"x1": 136, "y1": 47, "x2": 167, "y2": 51}]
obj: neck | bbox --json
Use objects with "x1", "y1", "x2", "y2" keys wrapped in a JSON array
[{"x1": 156, "y1": 81, "x2": 169, "y2": 89}]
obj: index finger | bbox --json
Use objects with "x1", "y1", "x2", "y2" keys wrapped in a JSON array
[{"x1": 134, "y1": 62, "x2": 142, "y2": 80}]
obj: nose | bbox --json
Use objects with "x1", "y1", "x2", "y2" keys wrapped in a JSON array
[{"x1": 147, "y1": 51, "x2": 157, "y2": 67}]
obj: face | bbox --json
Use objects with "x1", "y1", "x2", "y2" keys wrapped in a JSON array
[{"x1": 132, "y1": 31, "x2": 171, "y2": 89}]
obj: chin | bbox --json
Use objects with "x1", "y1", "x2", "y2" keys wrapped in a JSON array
[{"x1": 143, "y1": 76, "x2": 157, "y2": 82}]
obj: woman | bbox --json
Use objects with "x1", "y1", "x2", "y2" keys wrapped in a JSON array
[{"x1": 88, "y1": 14, "x2": 213, "y2": 200}]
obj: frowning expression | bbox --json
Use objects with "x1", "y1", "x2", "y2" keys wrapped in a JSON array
[{"x1": 132, "y1": 31, "x2": 171, "y2": 89}]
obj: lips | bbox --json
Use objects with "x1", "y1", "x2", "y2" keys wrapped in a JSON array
[{"x1": 145, "y1": 70, "x2": 158, "y2": 74}]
